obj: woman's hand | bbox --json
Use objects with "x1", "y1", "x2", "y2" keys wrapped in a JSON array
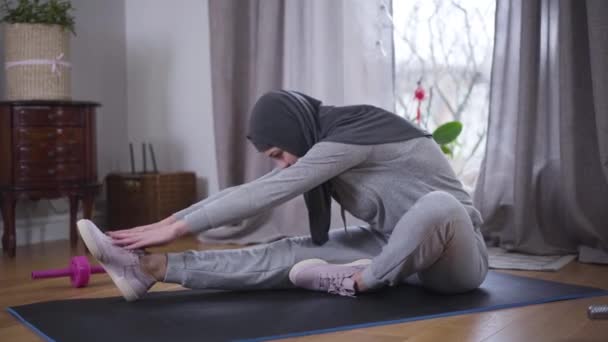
[
  {"x1": 107, "y1": 216, "x2": 177, "y2": 239},
  {"x1": 110, "y1": 220, "x2": 190, "y2": 250}
]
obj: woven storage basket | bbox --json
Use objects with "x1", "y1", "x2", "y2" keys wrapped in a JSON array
[
  {"x1": 106, "y1": 172, "x2": 197, "y2": 230},
  {"x1": 4, "y1": 23, "x2": 71, "y2": 100}
]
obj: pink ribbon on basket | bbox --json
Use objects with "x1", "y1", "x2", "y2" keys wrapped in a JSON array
[{"x1": 5, "y1": 53, "x2": 71, "y2": 75}]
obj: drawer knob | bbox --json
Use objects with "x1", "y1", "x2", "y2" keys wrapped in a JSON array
[
  {"x1": 48, "y1": 169, "x2": 56, "y2": 175},
  {"x1": 47, "y1": 129, "x2": 64, "y2": 138},
  {"x1": 48, "y1": 110, "x2": 64, "y2": 120}
]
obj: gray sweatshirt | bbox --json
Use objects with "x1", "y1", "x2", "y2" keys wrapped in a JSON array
[{"x1": 173, "y1": 137, "x2": 482, "y2": 235}]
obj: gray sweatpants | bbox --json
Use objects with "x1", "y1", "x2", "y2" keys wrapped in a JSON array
[{"x1": 164, "y1": 191, "x2": 488, "y2": 294}]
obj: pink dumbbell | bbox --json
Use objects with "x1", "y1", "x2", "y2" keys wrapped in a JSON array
[{"x1": 31, "y1": 256, "x2": 106, "y2": 288}]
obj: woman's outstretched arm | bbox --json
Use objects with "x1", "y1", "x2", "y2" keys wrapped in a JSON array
[
  {"x1": 108, "y1": 169, "x2": 281, "y2": 246},
  {"x1": 112, "y1": 142, "x2": 370, "y2": 249},
  {"x1": 183, "y1": 142, "x2": 371, "y2": 234}
]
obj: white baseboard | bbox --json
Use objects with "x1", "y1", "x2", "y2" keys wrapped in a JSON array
[{"x1": 0, "y1": 206, "x2": 105, "y2": 249}]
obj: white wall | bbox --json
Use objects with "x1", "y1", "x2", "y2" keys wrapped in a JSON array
[
  {"x1": 125, "y1": 0, "x2": 217, "y2": 197},
  {"x1": 1, "y1": 0, "x2": 217, "y2": 248},
  {"x1": 72, "y1": 0, "x2": 129, "y2": 177}
]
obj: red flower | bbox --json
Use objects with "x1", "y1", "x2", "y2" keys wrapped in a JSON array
[
  {"x1": 414, "y1": 81, "x2": 425, "y2": 124},
  {"x1": 414, "y1": 84, "x2": 425, "y2": 101}
]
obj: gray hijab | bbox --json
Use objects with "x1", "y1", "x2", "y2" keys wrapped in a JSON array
[{"x1": 247, "y1": 90, "x2": 431, "y2": 245}]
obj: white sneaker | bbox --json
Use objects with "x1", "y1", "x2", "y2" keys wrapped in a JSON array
[
  {"x1": 77, "y1": 219, "x2": 155, "y2": 301},
  {"x1": 289, "y1": 259, "x2": 371, "y2": 297}
]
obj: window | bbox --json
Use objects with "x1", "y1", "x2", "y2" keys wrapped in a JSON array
[{"x1": 391, "y1": 0, "x2": 496, "y2": 192}]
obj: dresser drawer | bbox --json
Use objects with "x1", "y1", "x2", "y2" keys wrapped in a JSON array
[
  {"x1": 15, "y1": 162, "x2": 83, "y2": 184},
  {"x1": 14, "y1": 106, "x2": 84, "y2": 126},
  {"x1": 16, "y1": 143, "x2": 83, "y2": 162},
  {"x1": 16, "y1": 127, "x2": 83, "y2": 144}
]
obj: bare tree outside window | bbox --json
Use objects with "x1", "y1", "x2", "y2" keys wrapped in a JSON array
[{"x1": 391, "y1": 0, "x2": 496, "y2": 192}]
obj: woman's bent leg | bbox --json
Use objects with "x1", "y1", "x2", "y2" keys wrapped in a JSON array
[{"x1": 360, "y1": 191, "x2": 488, "y2": 294}]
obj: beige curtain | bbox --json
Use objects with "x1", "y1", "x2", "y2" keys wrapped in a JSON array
[{"x1": 474, "y1": 0, "x2": 608, "y2": 262}]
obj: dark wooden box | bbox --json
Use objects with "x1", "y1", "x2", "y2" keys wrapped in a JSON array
[{"x1": 106, "y1": 172, "x2": 196, "y2": 230}]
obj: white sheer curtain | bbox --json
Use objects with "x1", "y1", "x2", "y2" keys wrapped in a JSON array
[{"x1": 282, "y1": 0, "x2": 394, "y2": 109}]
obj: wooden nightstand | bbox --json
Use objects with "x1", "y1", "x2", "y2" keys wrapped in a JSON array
[{"x1": 0, "y1": 101, "x2": 101, "y2": 257}]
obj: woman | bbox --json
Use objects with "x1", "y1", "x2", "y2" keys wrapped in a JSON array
[{"x1": 77, "y1": 90, "x2": 488, "y2": 302}]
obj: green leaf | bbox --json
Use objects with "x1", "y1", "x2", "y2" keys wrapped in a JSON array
[
  {"x1": 440, "y1": 144, "x2": 452, "y2": 155},
  {"x1": 0, "y1": 0, "x2": 75, "y2": 34},
  {"x1": 432, "y1": 121, "x2": 463, "y2": 145}
]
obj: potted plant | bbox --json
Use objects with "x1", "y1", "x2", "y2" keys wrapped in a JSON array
[{"x1": 1, "y1": 0, "x2": 75, "y2": 100}]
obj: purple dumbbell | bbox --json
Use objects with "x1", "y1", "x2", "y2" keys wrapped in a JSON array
[{"x1": 31, "y1": 256, "x2": 106, "y2": 288}]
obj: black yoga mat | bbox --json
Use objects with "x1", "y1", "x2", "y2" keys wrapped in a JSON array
[{"x1": 7, "y1": 271, "x2": 608, "y2": 342}]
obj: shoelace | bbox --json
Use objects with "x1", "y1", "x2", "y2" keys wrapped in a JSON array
[
  {"x1": 120, "y1": 250, "x2": 156, "y2": 287},
  {"x1": 126, "y1": 249, "x2": 147, "y2": 266},
  {"x1": 319, "y1": 273, "x2": 357, "y2": 297},
  {"x1": 100, "y1": 233, "x2": 144, "y2": 266}
]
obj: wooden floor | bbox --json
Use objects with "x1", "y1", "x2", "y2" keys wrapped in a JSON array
[{"x1": 1, "y1": 237, "x2": 608, "y2": 342}]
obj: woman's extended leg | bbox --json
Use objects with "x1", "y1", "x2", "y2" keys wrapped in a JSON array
[
  {"x1": 80, "y1": 219, "x2": 384, "y2": 301},
  {"x1": 162, "y1": 226, "x2": 385, "y2": 290}
]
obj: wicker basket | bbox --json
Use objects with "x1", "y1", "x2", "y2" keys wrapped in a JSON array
[
  {"x1": 106, "y1": 172, "x2": 197, "y2": 230},
  {"x1": 4, "y1": 23, "x2": 71, "y2": 100}
]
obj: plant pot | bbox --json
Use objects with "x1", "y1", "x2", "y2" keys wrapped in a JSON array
[{"x1": 4, "y1": 23, "x2": 71, "y2": 100}]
